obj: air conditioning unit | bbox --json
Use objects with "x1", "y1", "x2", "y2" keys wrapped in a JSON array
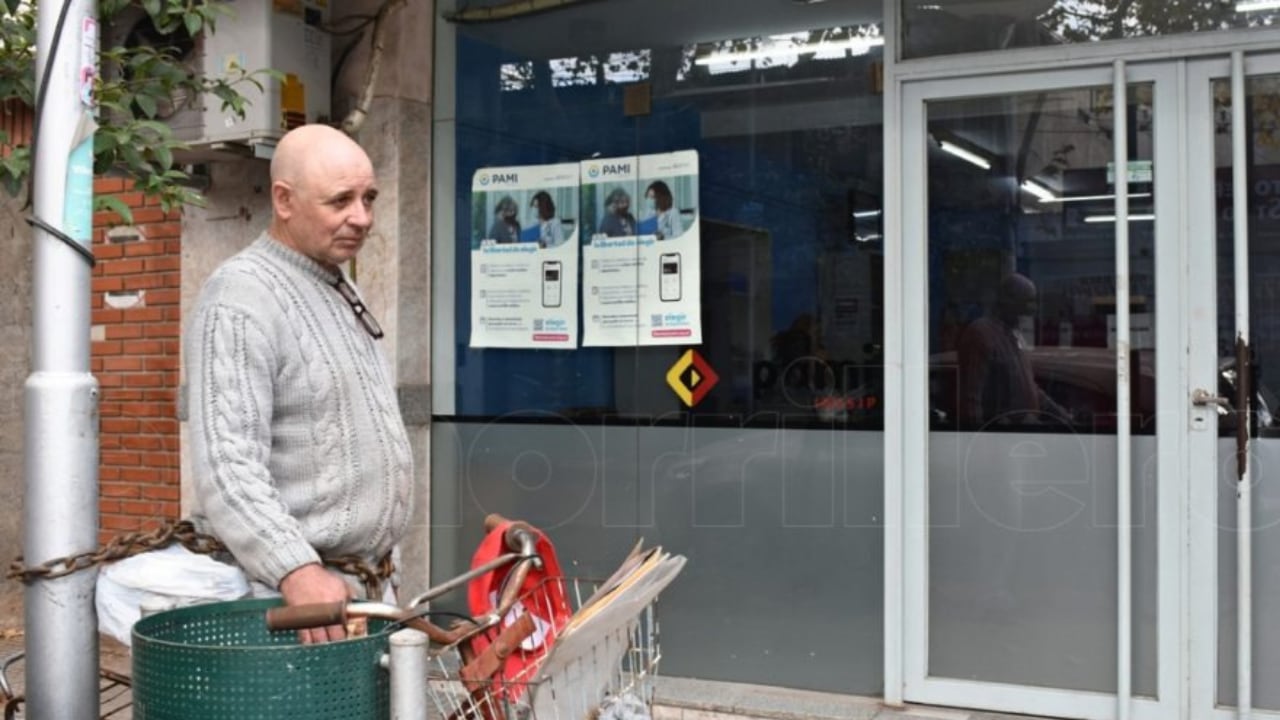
[{"x1": 105, "y1": 1, "x2": 331, "y2": 159}]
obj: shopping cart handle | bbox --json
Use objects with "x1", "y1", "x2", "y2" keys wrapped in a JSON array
[
  {"x1": 483, "y1": 514, "x2": 540, "y2": 557},
  {"x1": 265, "y1": 601, "x2": 347, "y2": 631}
]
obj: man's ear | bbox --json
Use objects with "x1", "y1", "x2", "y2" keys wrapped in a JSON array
[{"x1": 271, "y1": 180, "x2": 294, "y2": 220}]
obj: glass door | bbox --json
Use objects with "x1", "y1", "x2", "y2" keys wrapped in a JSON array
[
  {"x1": 1187, "y1": 53, "x2": 1280, "y2": 720},
  {"x1": 899, "y1": 63, "x2": 1183, "y2": 719}
]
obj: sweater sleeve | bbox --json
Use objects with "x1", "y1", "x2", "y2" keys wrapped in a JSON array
[{"x1": 188, "y1": 302, "x2": 320, "y2": 587}]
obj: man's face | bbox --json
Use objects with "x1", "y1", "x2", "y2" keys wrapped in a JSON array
[
  {"x1": 998, "y1": 293, "x2": 1037, "y2": 326},
  {"x1": 614, "y1": 196, "x2": 630, "y2": 214},
  {"x1": 275, "y1": 152, "x2": 378, "y2": 267}
]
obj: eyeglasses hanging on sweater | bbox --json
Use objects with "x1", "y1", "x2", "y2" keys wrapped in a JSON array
[{"x1": 330, "y1": 276, "x2": 385, "y2": 339}]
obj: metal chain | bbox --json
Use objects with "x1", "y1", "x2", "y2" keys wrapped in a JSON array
[
  {"x1": 7, "y1": 520, "x2": 393, "y2": 598},
  {"x1": 6, "y1": 521, "x2": 213, "y2": 584},
  {"x1": 324, "y1": 552, "x2": 396, "y2": 600}
]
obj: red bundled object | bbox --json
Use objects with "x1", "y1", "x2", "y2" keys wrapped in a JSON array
[{"x1": 465, "y1": 520, "x2": 572, "y2": 701}]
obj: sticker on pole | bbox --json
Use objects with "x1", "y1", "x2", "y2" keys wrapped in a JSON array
[{"x1": 80, "y1": 17, "x2": 98, "y2": 108}]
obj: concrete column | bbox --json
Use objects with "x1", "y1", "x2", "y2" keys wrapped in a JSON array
[
  {"x1": 177, "y1": 162, "x2": 273, "y2": 514},
  {"x1": 0, "y1": 196, "x2": 32, "y2": 604},
  {"x1": 335, "y1": 0, "x2": 435, "y2": 598}
]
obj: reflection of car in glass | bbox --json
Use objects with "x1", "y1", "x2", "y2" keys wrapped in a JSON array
[{"x1": 929, "y1": 347, "x2": 1275, "y2": 435}]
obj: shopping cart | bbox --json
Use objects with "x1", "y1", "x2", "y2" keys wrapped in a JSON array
[{"x1": 267, "y1": 514, "x2": 685, "y2": 720}]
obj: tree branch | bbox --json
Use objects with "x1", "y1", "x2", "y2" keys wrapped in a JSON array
[{"x1": 340, "y1": 0, "x2": 406, "y2": 136}]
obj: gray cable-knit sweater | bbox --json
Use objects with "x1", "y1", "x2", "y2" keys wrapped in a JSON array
[{"x1": 185, "y1": 233, "x2": 414, "y2": 590}]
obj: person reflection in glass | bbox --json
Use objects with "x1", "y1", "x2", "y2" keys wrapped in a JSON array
[
  {"x1": 598, "y1": 187, "x2": 637, "y2": 237},
  {"x1": 957, "y1": 273, "x2": 1071, "y2": 429},
  {"x1": 644, "y1": 180, "x2": 683, "y2": 240},
  {"x1": 488, "y1": 195, "x2": 521, "y2": 244}
]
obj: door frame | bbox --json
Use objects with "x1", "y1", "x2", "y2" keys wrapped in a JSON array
[
  {"x1": 895, "y1": 61, "x2": 1185, "y2": 720},
  {"x1": 1185, "y1": 51, "x2": 1280, "y2": 720},
  {"x1": 890, "y1": 49, "x2": 1280, "y2": 720}
]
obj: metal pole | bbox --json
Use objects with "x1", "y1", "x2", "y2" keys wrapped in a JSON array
[
  {"x1": 25, "y1": 1, "x2": 100, "y2": 718},
  {"x1": 1230, "y1": 49, "x2": 1253, "y2": 720},
  {"x1": 388, "y1": 628, "x2": 430, "y2": 720},
  {"x1": 1112, "y1": 58, "x2": 1133, "y2": 720}
]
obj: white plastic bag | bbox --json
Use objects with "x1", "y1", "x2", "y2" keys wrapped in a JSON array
[
  {"x1": 597, "y1": 692, "x2": 652, "y2": 720},
  {"x1": 95, "y1": 545, "x2": 251, "y2": 647}
]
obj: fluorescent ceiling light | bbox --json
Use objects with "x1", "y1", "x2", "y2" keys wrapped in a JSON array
[
  {"x1": 696, "y1": 36, "x2": 884, "y2": 66},
  {"x1": 1021, "y1": 180, "x2": 1057, "y2": 203},
  {"x1": 1084, "y1": 214, "x2": 1156, "y2": 223},
  {"x1": 1040, "y1": 192, "x2": 1153, "y2": 204},
  {"x1": 938, "y1": 140, "x2": 991, "y2": 170},
  {"x1": 1237, "y1": 0, "x2": 1280, "y2": 12}
]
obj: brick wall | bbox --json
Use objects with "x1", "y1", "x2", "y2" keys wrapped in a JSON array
[
  {"x1": 91, "y1": 178, "x2": 183, "y2": 544},
  {"x1": 1, "y1": 99, "x2": 33, "y2": 154}
]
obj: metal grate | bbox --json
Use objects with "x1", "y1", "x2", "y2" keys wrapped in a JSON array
[{"x1": 1, "y1": 642, "x2": 134, "y2": 720}]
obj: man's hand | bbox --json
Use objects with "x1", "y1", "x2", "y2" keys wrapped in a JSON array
[{"x1": 279, "y1": 563, "x2": 351, "y2": 644}]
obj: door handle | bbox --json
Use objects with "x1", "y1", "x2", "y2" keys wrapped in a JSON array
[{"x1": 1191, "y1": 388, "x2": 1230, "y2": 409}]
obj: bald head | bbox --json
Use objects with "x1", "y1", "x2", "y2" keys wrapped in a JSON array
[
  {"x1": 269, "y1": 125, "x2": 378, "y2": 267},
  {"x1": 271, "y1": 124, "x2": 371, "y2": 190},
  {"x1": 996, "y1": 273, "x2": 1038, "y2": 325}
]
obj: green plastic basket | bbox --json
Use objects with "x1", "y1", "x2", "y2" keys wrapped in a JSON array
[{"x1": 131, "y1": 598, "x2": 391, "y2": 720}]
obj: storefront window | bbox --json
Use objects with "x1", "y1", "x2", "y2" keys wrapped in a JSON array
[
  {"x1": 926, "y1": 85, "x2": 1158, "y2": 436},
  {"x1": 448, "y1": 1, "x2": 886, "y2": 429},
  {"x1": 902, "y1": 1, "x2": 1280, "y2": 60},
  {"x1": 437, "y1": 2, "x2": 889, "y2": 693},
  {"x1": 924, "y1": 84, "x2": 1161, "y2": 695}
]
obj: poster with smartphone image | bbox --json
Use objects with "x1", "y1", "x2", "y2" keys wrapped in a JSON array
[
  {"x1": 581, "y1": 150, "x2": 701, "y2": 346},
  {"x1": 469, "y1": 163, "x2": 579, "y2": 349}
]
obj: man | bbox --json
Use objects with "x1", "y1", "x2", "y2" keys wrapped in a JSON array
[
  {"x1": 956, "y1": 272, "x2": 1071, "y2": 429},
  {"x1": 185, "y1": 124, "x2": 413, "y2": 643}
]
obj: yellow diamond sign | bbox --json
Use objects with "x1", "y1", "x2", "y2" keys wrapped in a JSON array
[{"x1": 666, "y1": 350, "x2": 719, "y2": 407}]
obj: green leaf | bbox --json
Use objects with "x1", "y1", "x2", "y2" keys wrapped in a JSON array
[
  {"x1": 136, "y1": 120, "x2": 171, "y2": 137},
  {"x1": 153, "y1": 145, "x2": 173, "y2": 171},
  {"x1": 93, "y1": 149, "x2": 118, "y2": 176},
  {"x1": 94, "y1": 195, "x2": 134, "y2": 226},
  {"x1": 183, "y1": 12, "x2": 203, "y2": 38},
  {"x1": 105, "y1": 0, "x2": 130, "y2": 17},
  {"x1": 134, "y1": 93, "x2": 158, "y2": 118},
  {"x1": 2, "y1": 173, "x2": 23, "y2": 198},
  {"x1": 95, "y1": 132, "x2": 120, "y2": 153},
  {"x1": 120, "y1": 143, "x2": 143, "y2": 170},
  {"x1": 142, "y1": 0, "x2": 161, "y2": 17},
  {"x1": 96, "y1": 98, "x2": 126, "y2": 114}
]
